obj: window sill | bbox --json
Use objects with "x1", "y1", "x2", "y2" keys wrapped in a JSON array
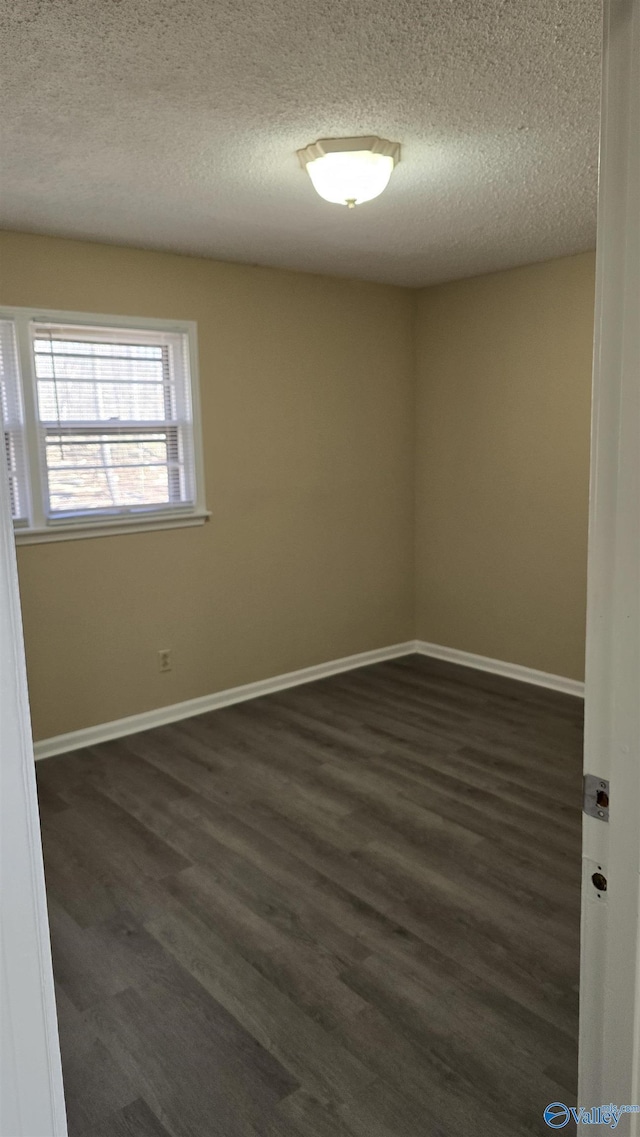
[{"x1": 14, "y1": 511, "x2": 211, "y2": 545}]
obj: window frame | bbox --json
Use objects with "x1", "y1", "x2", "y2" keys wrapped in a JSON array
[
  {"x1": 0, "y1": 316, "x2": 31, "y2": 528},
  {"x1": 0, "y1": 306, "x2": 209, "y2": 543}
]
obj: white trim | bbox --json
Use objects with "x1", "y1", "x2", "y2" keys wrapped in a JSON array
[
  {"x1": 0, "y1": 354, "x2": 67, "y2": 1131},
  {"x1": 34, "y1": 639, "x2": 584, "y2": 761},
  {"x1": 33, "y1": 641, "x2": 416, "y2": 760},
  {"x1": 0, "y1": 306, "x2": 196, "y2": 333},
  {"x1": 14, "y1": 510, "x2": 210, "y2": 544},
  {"x1": 579, "y1": 0, "x2": 640, "y2": 1123},
  {"x1": 414, "y1": 639, "x2": 585, "y2": 697}
]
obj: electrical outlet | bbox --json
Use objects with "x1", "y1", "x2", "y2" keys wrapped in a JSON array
[{"x1": 158, "y1": 649, "x2": 172, "y2": 673}]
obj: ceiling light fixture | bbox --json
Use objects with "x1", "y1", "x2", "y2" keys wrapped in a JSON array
[{"x1": 297, "y1": 136, "x2": 401, "y2": 209}]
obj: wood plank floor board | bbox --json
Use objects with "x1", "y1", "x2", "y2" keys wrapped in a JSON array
[
  {"x1": 342, "y1": 804, "x2": 580, "y2": 928},
  {"x1": 47, "y1": 899, "x2": 146, "y2": 1012},
  {"x1": 314, "y1": 754, "x2": 579, "y2": 859},
  {"x1": 53, "y1": 773, "x2": 412, "y2": 973},
  {"x1": 298, "y1": 679, "x2": 535, "y2": 752},
  {"x1": 161, "y1": 795, "x2": 456, "y2": 972},
  {"x1": 162, "y1": 863, "x2": 369, "y2": 1030},
  {"x1": 81, "y1": 1098, "x2": 175, "y2": 1137},
  {"x1": 53, "y1": 984, "x2": 140, "y2": 1136},
  {"x1": 69, "y1": 769, "x2": 369, "y2": 973},
  {"x1": 313, "y1": 661, "x2": 582, "y2": 758},
  {"x1": 124, "y1": 747, "x2": 579, "y2": 1032},
  {"x1": 50, "y1": 890, "x2": 300, "y2": 1117},
  {"x1": 354, "y1": 838, "x2": 580, "y2": 965},
  {"x1": 41, "y1": 785, "x2": 192, "y2": 883},
  {"x1": 37, "y1": 823, "x2": 123, "y2": 929},
  {"x1": 326, "y1": 1007, "x2": 487, "y2": 1137},
  {"x1": 337, "y1": 863, "x2": 579, "y2": 1035},
  {"x1": 326, "y1": 1002, "x2": 561, "y2": 1137},
  {"x1": 181, "y1": 705, "x2": 381, "y2": 770},
  {"x1": 340, "y1": 949, "x2": 574, "y2": 1090},
  {"x1": 368, "y1": 746, "x2": 582, "y2": 828},
  {"x1": 218, "y1": 687, "x2": 581, "y2": 856},
  {"x1": 37, "y1": 655, "x2": 582, "y2": 1136},
  {"x1": 245, "y1": 697, "x2": 582, "y2": 829},
  {"x1": 167, "y1": 829, "x2": 372, "y2": 971},
  {"x1": 170, "y1": 730, "x2": 357, "y2": 824},
  {"x1": 35, "y1": 777, "x2": 72, "y2": 814},
  {"x1": 440, "y1": 742, "x2": 582, "y2": 796},
  {"x1": 239, "y1": 756, "x2": 579, "y2": 907},
  {"x1": 344, "y1": 762, "x2": 579, "y2": 883},
  {"x1": 140, "y1": 893, "x2": 378, "y2": 1104},
  {"x1": 85, "y1": 984, "x2": 287, "y2": 1137},
  {"x1": 270, "y1": 1090, "x2": 364, "y2": 1137}
]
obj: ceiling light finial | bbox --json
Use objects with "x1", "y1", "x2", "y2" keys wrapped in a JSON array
[{"x1": 297, "y1": 136, "x2": 401, "y2": 208}]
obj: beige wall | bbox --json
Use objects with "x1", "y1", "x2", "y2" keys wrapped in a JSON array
[
  {"x1": 0, "y1": 233, "x2": 595, "y2": 740},
  {"x1": 0, "y1": 232, "x2": 417, "y2": 740},
  {"x1": 415, "y1": 253, "x2": 595, "y2": 681}
]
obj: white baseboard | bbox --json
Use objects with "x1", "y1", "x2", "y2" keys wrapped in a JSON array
[
  {"x1": 33, "y1": 641, "x2": 416, "y2": 761},
  {"x1": 34, "y1": 637, "x2": 584, "y2": 760},
  {"x1": 414, "y1": 639, "x2": 585, "y2": 698}
]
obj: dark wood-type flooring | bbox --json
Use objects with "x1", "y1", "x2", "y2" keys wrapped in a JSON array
[{"x1": 36, "y1": 654, "x2": 584, "y2": 1137}]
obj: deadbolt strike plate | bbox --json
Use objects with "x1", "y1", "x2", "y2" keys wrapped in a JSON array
[{"x1": 583, "y1": 774, "x2": 610, "y2": 822}]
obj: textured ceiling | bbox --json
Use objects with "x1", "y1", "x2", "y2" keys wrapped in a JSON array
[{"x1": 0, "y1": 0, "x2": 601, "y2": 287}]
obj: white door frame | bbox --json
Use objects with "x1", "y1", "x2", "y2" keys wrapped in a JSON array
[
  {"x1": 579, "y1": 0, "x2": 640, "y2": 1129},
  {"x1": 0, "y1": 405, "x2": 66, "y2": 1127}
]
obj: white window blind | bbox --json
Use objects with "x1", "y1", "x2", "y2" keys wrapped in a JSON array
[
  {"x1": 31, "y1": 321, "x2": 196, "y2": 523},
  {"x1": 0, "y1": 319, "x2": 29, "y2": 526}
]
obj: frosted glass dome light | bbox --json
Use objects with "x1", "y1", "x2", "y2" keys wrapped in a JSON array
[{"x1": 297, "y1": 136, "x2": 401, "y2": 208}]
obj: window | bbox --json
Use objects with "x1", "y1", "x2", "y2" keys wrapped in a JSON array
[
  {"x1": 0, "y1": 309, "x2": 207, "y2": 542},
  {"x1": 0, "y1": 318, "x2": 29, "y2": 527}
]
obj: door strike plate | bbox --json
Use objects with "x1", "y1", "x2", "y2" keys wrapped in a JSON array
[{"x1": 583, "y1": 774, "x2": 610, "y2": 822}]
